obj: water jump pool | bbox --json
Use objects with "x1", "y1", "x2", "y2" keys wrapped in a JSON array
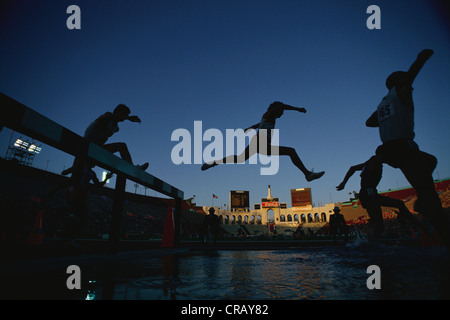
[{"x1": 3, "y1": 241, "x2": 449, "y2": 300}]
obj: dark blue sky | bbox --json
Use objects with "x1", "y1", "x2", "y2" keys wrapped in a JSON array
[{"x1": 1, "y1": 0, "x2": 449, "y2": 207}]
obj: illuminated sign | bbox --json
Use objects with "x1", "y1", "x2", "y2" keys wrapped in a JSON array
[
  {"x1": 261, "y1": 197, "x2": 279, "y2": 208},
  {"x1": 261, "y1": 201, "x2": 280, "y2": 208}
]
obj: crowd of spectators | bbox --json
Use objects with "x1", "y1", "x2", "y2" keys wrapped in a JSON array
[{"x1": 0, "y1": 166, "x2": 204, "y2": 244}]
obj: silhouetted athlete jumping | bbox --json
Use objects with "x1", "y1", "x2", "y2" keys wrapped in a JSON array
[
  {"x1": 365, "y1": 49, "x2": 450, "y2": 250},
  {"x1": 84, "y1": 104, "x2": 149, "y2": 170},
  {"x1": 68, "y1": 104, "x2": 148, "y2": 184},
  {"x1": 201, "y1": 101, "x2": 325, "y2": 182},
  {"x1": 336, "y1": 155, "x2": 425, "y2": 240}
]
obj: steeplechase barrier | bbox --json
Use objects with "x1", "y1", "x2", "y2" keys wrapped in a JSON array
[{"x1": 0, "y1": 92, "x2": 184, "y2": 253}]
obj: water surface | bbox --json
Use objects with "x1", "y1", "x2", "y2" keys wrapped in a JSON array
[{"x1": 80, "y1": 244, "x2": 450, "y2": 300}]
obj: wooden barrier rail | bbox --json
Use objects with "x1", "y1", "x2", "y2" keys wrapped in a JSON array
[{"x1": 0, "y1": 92, "x2": 184, "y2": 252}]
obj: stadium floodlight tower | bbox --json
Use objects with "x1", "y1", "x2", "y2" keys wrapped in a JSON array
[{"x1": 5, "y1": 137, "x2": 42, "y2": 166}]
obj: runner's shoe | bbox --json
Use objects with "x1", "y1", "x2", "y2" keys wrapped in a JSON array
[
  {"x1": 137, "y1": 162, "x2": 149, "y2": 171},
  {"x1": 306, "y1": 170, "x2": 325, "y2": 182}
]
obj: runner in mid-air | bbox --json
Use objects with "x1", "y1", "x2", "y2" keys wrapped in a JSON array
[
  {"x1": 83, "y1": 103, "x2": 149, "y2": 170},
  {"x1": 67, "y1": 103, "x2": 148, "y2": 184},
  {"x1": 201, "y1": 101, "x2": 325, "y2": 182},
  {"x1": 365, "y1": 49, "x2": 450, "y2": 250}
]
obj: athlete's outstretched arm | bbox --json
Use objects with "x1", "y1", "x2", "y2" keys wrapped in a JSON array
[
  {"x1": 336, "y1": 163, "x2": 365, "y2": 191},
  {"x1": 278, "y1": 102, "x2": 306, "y2": 113},
  {"x1": 395, "y1": 49, "x2": 434, "y2": 109},
  {"x1": 406, "y1": 49, "x2": 434, "y2": 85},
  {"x1": 266, "y1": 101, "x2": 306, "y2": 116},
  {"x1": 127, "y1": 115, "x2": 142, "y2": 123}
]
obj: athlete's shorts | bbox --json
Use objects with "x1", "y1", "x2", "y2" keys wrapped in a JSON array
[
  {"x1": 359, "y1": 188, "x2": 379, "y2": 209},
  {"x1": 375, "y1": 139, "x2": 437, "y2": 173}
]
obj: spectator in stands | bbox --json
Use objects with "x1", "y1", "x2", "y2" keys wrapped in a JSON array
[
  {"x1": 329, "y1": 206, "x2": 348, "y2": 240},
  {"x1": 365, "y1": 49, "x2": 450, "y2": 251},
  {"x1": 336, "y1": 155, "x2": 425, "y2": 241}
]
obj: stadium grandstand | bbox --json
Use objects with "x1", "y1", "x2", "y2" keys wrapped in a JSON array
[
  {"x1": 0, "y1": 157, "x2": 205, "y2": 246},
  {"x1": 1, "y1": 155, "x2": 449, "y2": 246}
]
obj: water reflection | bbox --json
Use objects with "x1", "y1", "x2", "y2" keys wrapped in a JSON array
[{"x1": 76, "y1": 246, "x2": 450, "y2": 300}]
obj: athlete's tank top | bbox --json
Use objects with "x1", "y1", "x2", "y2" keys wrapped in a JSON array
[
  {"x1": 258, "y1": 116, "x2": 275, "y2": 130},
  {"x1": 84, "y1": 112, "x2": 119, "y2": 145},
  {"x1": 377, "y1": 87, "x2": 415, "y2": 143}
]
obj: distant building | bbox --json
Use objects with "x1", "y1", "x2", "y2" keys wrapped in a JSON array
[
  {"x1": 204, "y1": 185, "x2": 335, "y2": 227},
  {"x1": 203, "y1": 178, "x2": 450, "y2": 229}
]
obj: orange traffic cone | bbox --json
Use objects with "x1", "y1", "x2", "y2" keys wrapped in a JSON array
[
  {"x1": 161, "y1": 207, "x2": 174, "y2": 248},
  {"x1": 27, "y1": 209, "x2": 44, "y2": 245}
]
